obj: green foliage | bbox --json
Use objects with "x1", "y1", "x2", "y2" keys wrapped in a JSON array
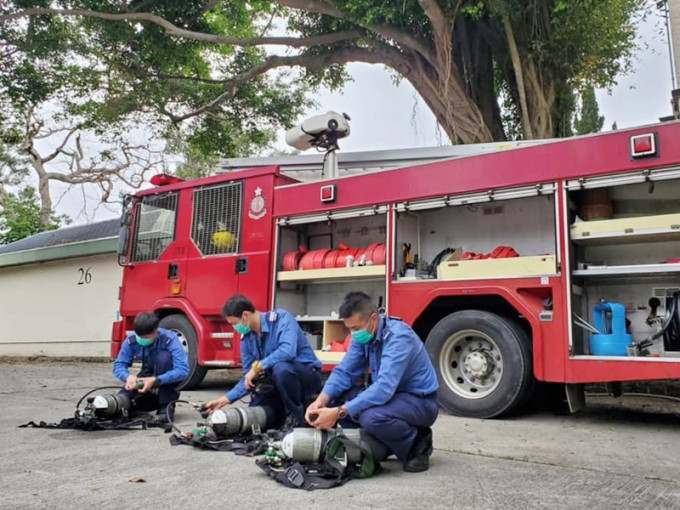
[
  {"x1": 0, "y1": 187, "x2": 68, "y2": 244},
  {"x1": 574, "y1": 84, "x2": 605, "y2": 135},
  {"x1": 1, "y1": 0, "x2": 644, "y2": 147}
]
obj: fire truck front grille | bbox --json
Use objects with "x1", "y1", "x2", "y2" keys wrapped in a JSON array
[{"x1": 191, "y1": 181, "x2": 243, "y2": 256}]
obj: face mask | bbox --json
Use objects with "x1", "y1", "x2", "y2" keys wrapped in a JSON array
[
  {"x1": 351, "y1": 317, "x2": 375, "y2": 345},
  {"x1": 234, "y1": 317, "x2": 250, "y2": 335},
  {"x1": 135, "y1": 334, "x2": 154, "y2": 347}
]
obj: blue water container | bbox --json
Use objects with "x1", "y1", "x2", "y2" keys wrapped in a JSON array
[{"x1": 589, "y1": 302, "x2": 632, "y2": 356}]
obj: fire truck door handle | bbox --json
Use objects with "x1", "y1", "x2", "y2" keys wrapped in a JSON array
[
  {"x1": 236, "y1": 258, "x2": 248, "y2": 274},
  {"x1": 168, "y1": 263, "x2": 179, "y2": 279}
]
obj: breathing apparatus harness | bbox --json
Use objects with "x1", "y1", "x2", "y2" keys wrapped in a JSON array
[
  {"x1": 19, "y1": 386, "x2": 167, "y2": 431},
  {"x1": 256, "y1": 427, "x2": 382, "y2": 490}
]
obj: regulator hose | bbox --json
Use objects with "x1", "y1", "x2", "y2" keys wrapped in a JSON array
[
  {"x1": 429, "y1": 247, "x2": 457, "y2": 276},
  {"x1": 653, "y1": 293, "x2": 680, "y2": 351},
  {"x1": 75, "y1": 386, "x2": 124, "y2": 413}
]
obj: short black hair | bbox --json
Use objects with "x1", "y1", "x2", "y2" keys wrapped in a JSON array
[
  {"x1": 134, "y1": 312, "x2": 159, "y2": 336},
  {"x1": 222, "y1": 294, "x2": 256, "y2": 318},
  {"x1": 338, "y1": 292, "x2": 378, "y2": 320}
]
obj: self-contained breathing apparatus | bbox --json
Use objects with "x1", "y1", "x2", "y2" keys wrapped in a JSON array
[{"x1": 20, "y1": 384, "x2": 167, "y2": 431}]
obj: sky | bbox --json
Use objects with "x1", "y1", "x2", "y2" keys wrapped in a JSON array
[{"x1": 54, "y1": 6, "x2": 676, "y2": 224}]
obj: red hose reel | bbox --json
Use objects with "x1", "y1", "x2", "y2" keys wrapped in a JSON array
[{"x1": 283, "y1": 242, "x2": 386, "y2": 271}]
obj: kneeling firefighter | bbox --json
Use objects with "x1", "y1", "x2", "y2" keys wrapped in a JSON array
[
  {"x1": 204, "y1": 294, "x2": 322, "y2": 429},
  {"x1": 113, "y1": 312, "x2": 190, "y2": 423},
  {"x1": 306, "y1": 292, "x2": 439, "y2": 473}
]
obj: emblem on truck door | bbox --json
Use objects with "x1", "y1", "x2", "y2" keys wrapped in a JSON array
[{"x1": 248, "y1": 187, "x2": 267, "y2": 220}]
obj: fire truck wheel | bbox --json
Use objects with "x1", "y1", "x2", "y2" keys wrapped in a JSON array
[
  {"x1": 159, "y1": 314, "x2": 207, "y2": 390},
  {"x1": 425, "y1": 310, "x2": 534, "y2": 419}
]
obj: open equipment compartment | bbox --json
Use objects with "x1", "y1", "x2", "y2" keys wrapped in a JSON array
[
  {"x1": 394, "y1": 187, "x2": 558, "y2": 281},
  {"x1": 568, "y1": 171, "x2": 680, "y2": 358},
  {"x1": 273, "y1": 210, "x2": 388, "y2": 362}
]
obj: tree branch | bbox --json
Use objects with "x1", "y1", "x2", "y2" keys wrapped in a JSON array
[
  {"x1": 274, "y1": 0, "x2": 343, "y2": 18},
  {"x1": 276, "y1": 0, "x2": 435, "y2": 65},
  {"x1": 41, "y1": 127, "x2": 81, "y2": 163},
  {"x1": 167, "y1": 45, "x2": 413, "y2": 124},
  {"x1": 418, "y1": 0, "x2": 452, "y2": 42},
  {"x1": 0, "y1": 8, "x2": 363, "y2": 48}
]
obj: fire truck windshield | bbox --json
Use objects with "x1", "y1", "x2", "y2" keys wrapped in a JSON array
[{"x1": 129, "y1": 192, "x2": 179, "y2": 263}]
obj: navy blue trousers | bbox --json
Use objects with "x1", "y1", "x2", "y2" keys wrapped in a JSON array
[
  {"x1": 333, "y1": 387, "x2": 439, "y2": 461},
  {"x1": 251, "y1": 361, "x2": 321, "y2": 427},
  {"x1": 119, "y1": 349, "x2": 180, "y2": 411}
]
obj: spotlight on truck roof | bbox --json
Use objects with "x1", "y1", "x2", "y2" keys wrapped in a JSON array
[{"x1": 285, "y1": 111, "x2": 351, "y2": 152}]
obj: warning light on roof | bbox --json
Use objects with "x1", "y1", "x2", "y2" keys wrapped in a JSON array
[
  {"x1": 320, "y1": 184, "x2": 336, "y2": 203},
  {"x1": 630, "y1": 133, "x2": 657, "y2": 159},
  {"x1": 150, "y1": 174, "x2": 184, "y2": 186}
]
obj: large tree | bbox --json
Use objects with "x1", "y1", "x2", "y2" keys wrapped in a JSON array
[
  {"x1": 1, "y1": 0, "x2": 644, "y2": 145},
  {"x1": 0, "y1": 1, "x2": 309, "y2": 228}
]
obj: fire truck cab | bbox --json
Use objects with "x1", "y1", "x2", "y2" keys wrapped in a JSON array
[{"x1": 113, "y1": 120, "x2": 680, "y2": 419}]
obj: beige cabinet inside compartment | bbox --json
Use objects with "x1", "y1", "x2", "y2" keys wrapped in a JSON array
[
  {"x1": 570, "y1": 213, "x2": 680, "y2": 244},
  {"x1": 437, "y1": 254, "x2": 557, "y2": 279},
  {"x1": 314, "y1": 320, "x2": 348, "y2": 364}
]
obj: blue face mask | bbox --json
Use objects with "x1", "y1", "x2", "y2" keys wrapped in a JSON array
[{"x1": 135, "y1": 334, "x2": 154, "y2": 347}]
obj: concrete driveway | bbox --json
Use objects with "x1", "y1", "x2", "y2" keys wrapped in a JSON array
[{"x1": 2, "y1": 361, "x2": 680, "y2": 510}]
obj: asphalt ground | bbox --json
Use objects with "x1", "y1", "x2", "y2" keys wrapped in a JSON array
[{"x1": 2, "y1": 361, "x2": 680, "y2": 510}]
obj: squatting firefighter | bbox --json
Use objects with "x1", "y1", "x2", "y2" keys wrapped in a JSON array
[
  {"x1": 204, "y1": 294, "x2": 322, "y2": 427},
  {"x1": 305, "y1": 291, "x2": 439, "y2": 473},
  {"x1": 113, "y1": 312, "x2": 190, "y2": 422}
]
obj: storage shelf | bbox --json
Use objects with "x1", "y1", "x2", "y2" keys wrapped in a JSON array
[
  {"x1": 437, "y1": 255, "x2": 557, "y2": 279},
  {"x1": 295, "y1": 316, "x2": 341, "y2": 322},
  {"x1": 315, "y1": 350, "x2": 345, "y2": 364},
  {"x1": 277, "y1": 264, "x2": 386, "y2": 282},
  {"x1": 570, "y1": 213, "x2": 680, "y2": 245},
  {"x1": 573, "y1": 263, "x2": 680, "y2": 277}
]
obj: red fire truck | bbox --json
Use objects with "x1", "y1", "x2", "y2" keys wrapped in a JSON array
[{"x1": 113, "y1": 120, "x2": 680, "y2": 419}]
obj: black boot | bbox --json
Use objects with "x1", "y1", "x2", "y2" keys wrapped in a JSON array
[
  {"x1": 403, "y1": 427, "x2": 433, "y2": 473},
  {"x1": 156, "y1": 403, "x2": 175, "y2": 424}
]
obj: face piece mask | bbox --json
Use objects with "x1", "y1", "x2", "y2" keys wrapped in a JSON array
[
  {"x1": 351, "y1": 317, "x2": 375, "y2": 345},
  {"x1": 135, "y1": 334, "x2": 154, "y2": 347},
  {"x1": 234, "y1": 316, "x2": 250, "y2": 335}
]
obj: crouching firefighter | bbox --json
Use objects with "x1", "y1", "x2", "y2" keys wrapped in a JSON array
[
  {"x1": 113, "y1": 312, "x2": 190, "y2": 423},
  {"x1": 204, "y1": 294, "x2": 322, "y2": 429},
  {"x1": 306, "y1": 292, "x2": 439, "y2": 473}
]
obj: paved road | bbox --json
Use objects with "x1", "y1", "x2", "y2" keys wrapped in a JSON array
[{"x1": 2, "y1": 362, "x2": 680, "y2": 510}]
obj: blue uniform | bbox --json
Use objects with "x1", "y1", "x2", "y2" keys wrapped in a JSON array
[
  {"x1": 226, "y1": 309, "x2": 322, "y2": 426},
  {"x1": 114, "y1": 328, "x2": 190, "y2": 409},
  {"x1": 322, "y1": 315, "x2": 439, "y2": 461}
]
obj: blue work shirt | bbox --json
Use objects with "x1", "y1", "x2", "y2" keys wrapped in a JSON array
[
  {"x1": 322, "y1": 315, "x2": 438, "y2": 417},
  {"x1": 226, "y1": 309, "x2": 322, "y2": 403},
  {"x1": 113, "y1": 328, "x2": 190, "y2": 386}
]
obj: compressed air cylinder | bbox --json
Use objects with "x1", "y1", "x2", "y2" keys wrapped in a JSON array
[
  {"x1": 279, "y1": 428, "x2": 388, "y2": 464},
  {"x1": 207, "y1": 406, "x2": 276, "y2": 437},
  {"x1": 88, "y1": 393, "x2": 132, "y2": 418}
]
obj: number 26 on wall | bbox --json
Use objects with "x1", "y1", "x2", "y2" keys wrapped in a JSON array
[{"x1": 77, "y1": 267, "x2": 92, "y2": 285}]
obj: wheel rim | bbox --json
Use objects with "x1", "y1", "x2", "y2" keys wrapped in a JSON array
[
  {"x1": 439, "y1": 329, "x2": 503, "y2": 399},
  {"x1": 172, "y1": 329, "x2": 189, "y2": 355}
]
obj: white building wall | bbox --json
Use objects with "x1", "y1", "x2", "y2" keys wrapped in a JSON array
[{"x1": 0, "y1": 254, "x2": 122, "y2": 357}]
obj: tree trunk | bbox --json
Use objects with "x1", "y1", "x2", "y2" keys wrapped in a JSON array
[
  {"x1": 503, "y1": 17, "x2": 533, "y2": 140},
  {"x1": 454, "y1": 16, "x2": 506, "y2": 141},
  {"x1": 523, "y1": 61, "x2": 555, "y2": 139},
  {"x1": 24, "y1": 140, "x2": 53, "y2": 228},
  {"x1": 395, "y1": 52, "x2": 496, "y2": 144},
  {"x1": 37, "y1": 175, "x2": 52, "y2": 228}
]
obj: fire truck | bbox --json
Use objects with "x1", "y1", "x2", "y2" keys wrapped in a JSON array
[{"x1": 112, "y1": 115, "x2": 680, "y2": 419}]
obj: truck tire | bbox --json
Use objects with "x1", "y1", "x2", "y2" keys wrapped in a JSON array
[
  {"x1": 159, "y1": 313, "x2": 207, "y2": 390},
  {"x1": 425, "y1": 310, "x2": 534, "y2": 418}
]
